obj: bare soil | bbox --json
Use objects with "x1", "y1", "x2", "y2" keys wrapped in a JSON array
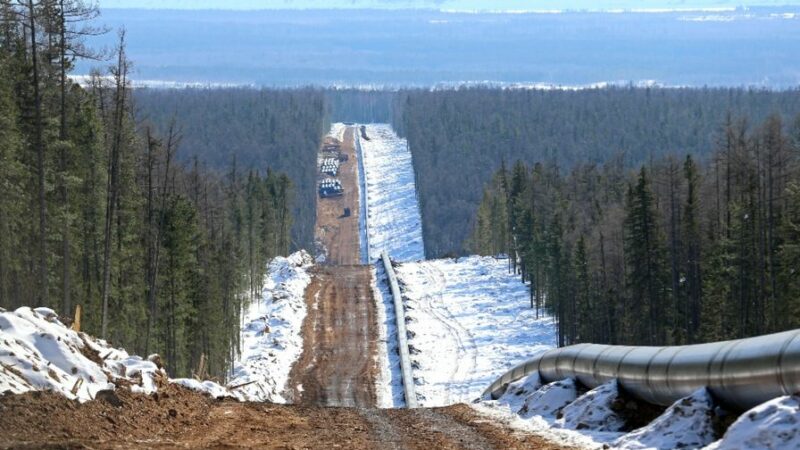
[
  {"x1": 316, "y1": 127, "x2": 361, "y2": 266},
  {"x1": 0, "y1": 387, "x2": 569, "y2": 449},
  {"x1": 287, "y1": 265, "x2": 378, "y2": 407}
]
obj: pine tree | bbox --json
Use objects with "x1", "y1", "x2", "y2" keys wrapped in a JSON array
[
  {"x1": 573, "y1": 235, "x2": 592, "y2": 343},
  {"x1": 624, "y1": 167, "x2": 669, "y2": 345},
  {"x1": 682, "y1": 155, "x2": 702, "y2": 343},
  {"x1": 0, "y1": 51, "x2": 26, "y2": 308}
]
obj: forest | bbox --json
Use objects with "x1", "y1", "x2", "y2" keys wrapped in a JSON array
[
  {"x1": 0, "y1": 2, "x2": 296, "y2": 379},
  {"x1": 391, "y1": 87, "x2": 800, "y2": 257},
  {"x1": 470, "y1": 113, "x2": 800, "y2": 346},
  {"x1": 133, "y1": 88, "x2": 326, "y2": 250}
]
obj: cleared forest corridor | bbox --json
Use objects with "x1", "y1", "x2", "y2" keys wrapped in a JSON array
[
  {"x1": 287, "y1": 125, "x2": 380, "y2": 408},
  {"x1": 288, "y1": 265, "x2": 378, "y2": 407}
]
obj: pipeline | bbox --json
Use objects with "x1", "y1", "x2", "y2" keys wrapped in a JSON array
[
  {"x1": 381, "y1": 250, "x2": 418, "y2": 408},
  {"x1": 354, "y1": 125, "x2": 371, "y2": 264},
  {"x1": 483, "y1": 329, "x2": 800, "y2": 411}
]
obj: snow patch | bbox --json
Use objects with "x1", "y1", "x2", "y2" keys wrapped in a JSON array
[
  {"x1": 518, "y1": 378, "x2": 577, "y2": 419},
  {"x1": 706, "y1": 395, "x2": 800, "y2": 450},
  {"x1": 394, "y1": 256, "x2": 556, "y2": 406},
  {"x1": 228, "y1": 250, "x2": 314, "y2": 403},
  {"x1": 614, "y1": 388, "x2": 716, "y2": 450},
  {"x1": 328, "y1": 122, "x2": 347, "y2": 143},
  {"x1": 360, "y1": 124, "x2": 425, "y2": 263},
  {"x1": 0, "y1": 307, "x2": 238, "y2": 402},
  {"x1": 372, "y1": 264, "x2": 405, "y2": 408},
  {"x1": 557, "y1": 380, "x2": 625, "y2": 432},
  {"x1": 494, "y1": 371, "x2": 542, "y2": 412}
]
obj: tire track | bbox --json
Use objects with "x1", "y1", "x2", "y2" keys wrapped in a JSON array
[
  {"x1": 288, "y1": 266, "x2": 378, "y2": 407},
  {"x1": 411, "y1": 262, "x2": 479, "y2": 405}
]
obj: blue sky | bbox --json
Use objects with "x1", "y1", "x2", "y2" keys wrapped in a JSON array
[{"x1": 101, "y1": 0, "x2": 799, "y2": 10}]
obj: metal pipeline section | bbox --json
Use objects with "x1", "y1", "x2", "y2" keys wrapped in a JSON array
[
  {"x1": 381, "y1": 250, "x2": 418, "y2": 408},
  {"x1": 483, "y1": 329, "x2": 800, "y2": 411}
]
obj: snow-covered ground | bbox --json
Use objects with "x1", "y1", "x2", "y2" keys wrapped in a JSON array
[
  {"x1": 475, "y1": 372, "x2": 800, "y2": 450},
  {"x1": 0, "y1": 250, "x2": 313, "y2": 405},
  {"x1": 371, "y1": 263, "x2": 405, "y2": 408},
  {"x1": 328, "y1": 122, "x2": 347, "y2": 143},
  {"x1": 229, "y1": 251, "x2": 313, "y2": 403},
  {"x1": 393, "y1": 256, "x2": 556, "y2": 406},
  {"x1": 359, "y1": 124, "x2": 425, "y2": 263},
  {"x1": 0, "y1": 306, "x2": 238, "y2": 402}
]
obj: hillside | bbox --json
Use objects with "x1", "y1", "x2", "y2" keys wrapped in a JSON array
[{"x1": 392, "y1": 87, "x2": 800, "y2": 256}]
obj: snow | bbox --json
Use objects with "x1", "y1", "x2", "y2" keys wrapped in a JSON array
[
  {"x1": 0, "y1": 307, "x2": 115, "y2": 401},
  {"x1": 473, "y1": 400, "x2": 615, "y2": 449},
  {"x1": 615, "y1": 389, "x2": 716, "y2": 450},
  {"x1": 557, "y1": 380, "x2": 625, "y2": 432},
  {"x1": 371, "y1": 264, "x2": 405, "y2": 408},
  {"x1": 493, "y1": 371, "x2": 542, "y2": 411},
  {"x1": 518, "y1": 378, "x2": 577, "y2": 419},
  {"x1": 476, "y1": 379, "x2": 723, "y2": 450},
  {"x1": 0, "y1": 306, "x2": 238, "y2": 402},
  {"x1": 706, "y1": 395, "x2": 800, "y2": 450},
  {"x1": 172, "y1": 378, "x2": 239, "y2": 399},
  {"x1": 393, "y1": 255, "x2": 556, "y2": 406},
  {"x1": 359, "y1": 124, "x2": 425, "y2": 263},
  {"x1": 328, "y1": 122, "x2": 347, "y2": 143},
  {"x1": 229, "y1": 250, "x2": 314, "y2": 403}
]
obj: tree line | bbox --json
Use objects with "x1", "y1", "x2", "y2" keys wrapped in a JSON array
[
  {"x1": 0, "y1": 1, "x2": 294, "y2": 379},
  {"x1": 391, "y1": 87, "x2": 800, "y2": 257},
  {"x1": 470, "y1": 114, "x2": 800, "y2": 346},
  {"x1": 133, "y1": 87, "x2": 327, "y2": 251}
]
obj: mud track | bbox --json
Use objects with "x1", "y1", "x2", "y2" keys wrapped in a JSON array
[
  {"x1": 288, "y1": 265, "x2": 378, "y2": 407},
  {"x1": 316, "y1": 127, "x2": 361, "y2": 265}
]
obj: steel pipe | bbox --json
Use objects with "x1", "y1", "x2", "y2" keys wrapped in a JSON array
[
  {"x1": 483, "y1": 329, "x2": 800, "y2": 411},
  {"x1": 381, "y1": 251, "x2": 418, "y2": 408}
]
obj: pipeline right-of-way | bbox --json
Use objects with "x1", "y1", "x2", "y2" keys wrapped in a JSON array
[{"x1": 484, "y1": 329, "x2": 800, "y2": 411}]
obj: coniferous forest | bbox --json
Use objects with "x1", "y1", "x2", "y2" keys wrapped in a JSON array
[
  {"x1": 392, "y1": 87, "x2": 800, "y2": 257},
  {"x1": 133, "y1": 88, "x2": 327, "y2": 249},
  {"x1": 470, "y1": 114, "x2": 800, "y2": 347},
  {"x1": 0, "y1": 2, "x2": 299, "y2": 379}
]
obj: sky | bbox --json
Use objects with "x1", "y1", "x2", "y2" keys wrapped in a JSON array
[{"x1": 100, "y1": 0, "x2": 799, "y2": 11}]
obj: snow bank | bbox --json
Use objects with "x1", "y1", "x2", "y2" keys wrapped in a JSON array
[
  {"x1": 473, "y1": 399, "x2": 617, "y2": 449},
  {"x1": 328, "y1": 122, "x2": 347, "y2": 143},
  {"x1": 229, "y1": 251, "x2": 314, "y2": 403},
  {"x1": 518, "y1": 378, "x2": 577, "y2": 419},
  {"x1": 360, "y1": 124, "x2": 425, "y2": 262},
  {"x1": 394, "y1": 256, "x2": 556, "y2": 406},
  {"x1": 476, "y1": 379, "x2": 725, "y2": 449},
  {"x1": 0, "y1": 306, "x2": 237, "y2": 402},
  {"x1": 494, "y1": 371, "x2": 542, "y2": 412},
  {"x1": 707, "y1": 395, "x2": 800, "y2": 450},
  {"x1": 0, "y1": 307, "x2": 115, "y2": 401},
  {"x1": 615, "y1": 389, "x2": 716, "y2": 450},
  {"x1": 557, "y1": 380, "x2": 625, "y2": 432},
  {"x1": 372, "y1": 264, "x2": 405, "y2": 408}
]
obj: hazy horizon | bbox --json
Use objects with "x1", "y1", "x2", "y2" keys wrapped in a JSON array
[
  {"x1": 79, "y1": 6, "x2": 800, "y2": 88},
  {"x1": 100, "y1": 0, "x2": 800, "y2": 11}
]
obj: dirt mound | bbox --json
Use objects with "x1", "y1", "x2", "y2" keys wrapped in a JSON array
[
  {"x1": 0, "y1": 382, "x2": 212, "y2": 448},
  {"x1": 0, "y1": 387, "x2": 569, "y2": 449}
]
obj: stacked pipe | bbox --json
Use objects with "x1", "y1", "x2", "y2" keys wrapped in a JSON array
[
  {"x1": 318, "y1": 178, "x2": 343, "y2": 197},
  {"x1": 320, "y1": 158, "x2": 340, "y2": 176}
]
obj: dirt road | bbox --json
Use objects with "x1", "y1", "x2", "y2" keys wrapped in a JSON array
[
  {"x1": 0, "y1": 386, "x2": 569, "y2": 449},
  {"x1": 288, "y1": 265, "x2": 378, "y2": 407},
  {"x1": 316, "y1": 127, "x2": 361, "y2": 265}
]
